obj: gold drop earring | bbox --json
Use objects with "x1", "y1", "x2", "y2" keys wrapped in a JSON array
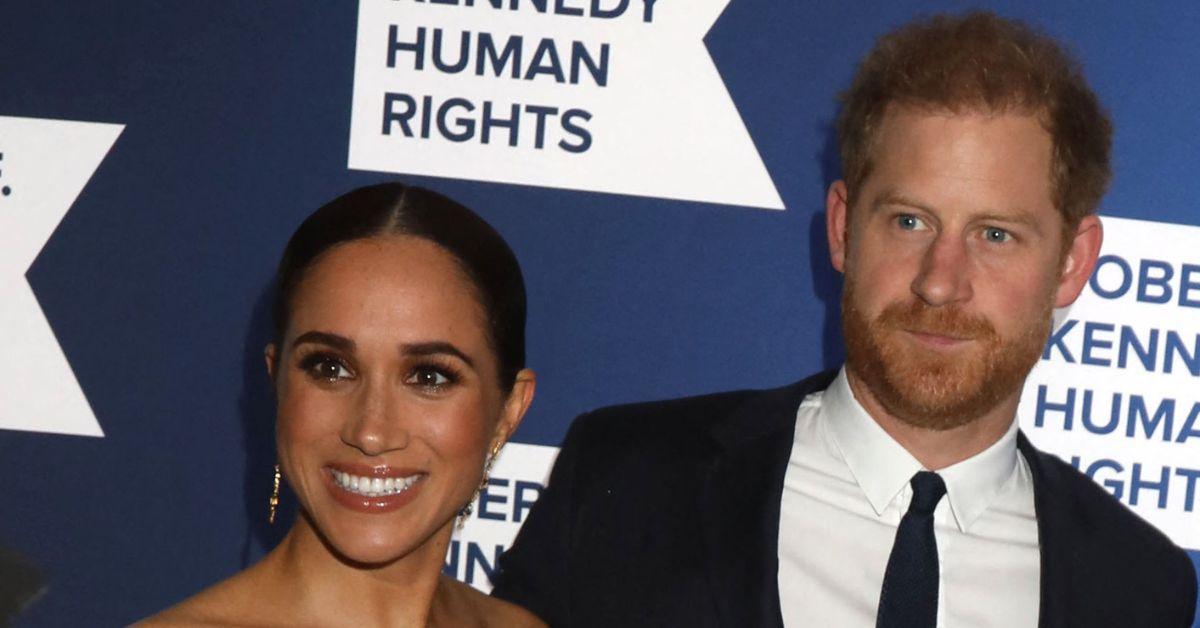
[
  {"x1": 457, "y1": 443, "x2": 502, "y2": 527},
  {"x1": 268, "y1": 463, "x2": 281, "y2": 524}
]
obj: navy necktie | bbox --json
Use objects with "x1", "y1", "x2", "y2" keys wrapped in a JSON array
[{"x1": 876, "y1": 471, "x2": 947, "y2": 628}]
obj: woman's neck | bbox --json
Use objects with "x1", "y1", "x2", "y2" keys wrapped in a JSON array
[{"x1": 264, "y1": 515, "x2": 459, "y2": 627}]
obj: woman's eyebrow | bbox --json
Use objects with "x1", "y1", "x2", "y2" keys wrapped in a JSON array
[
  {"x1": 292, "y1": 331, "x2": 355, "y2": 352},
  {"x1": 401, "y1": 341, "x2": 474, "y2": 368}
]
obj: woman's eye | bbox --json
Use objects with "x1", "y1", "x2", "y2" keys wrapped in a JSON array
[
  {"x1": 896, "y1": 214, "x2": 927, "y2": 231},
  {"x1": 407, "y1": 367, "x2": 451, "y2": 389},
  {"x1": 303, "y1": 356, "x2": 352, "y2": 382},
  {"x1": 983, "y1": 227, "x2": 1011, "y2": 243}
]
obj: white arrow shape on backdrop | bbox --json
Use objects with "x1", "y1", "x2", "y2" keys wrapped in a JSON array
[
  {"x1": 348, "y1": 0, "x2": 784, "y2": 210},
  {"x1": 0, "y1": 116, "x2": 123, "y2": 437}
]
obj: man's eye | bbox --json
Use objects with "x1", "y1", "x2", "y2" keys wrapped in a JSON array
[
  {"x1": 983, "y1": 227, "x2": 1010, "y2": 243},
  {"x1": 407, "y1": 367, "x2": 451, "y2": 389},
  {"x1": 897, "y1": 214, "x2": 926, "y2": 231}
]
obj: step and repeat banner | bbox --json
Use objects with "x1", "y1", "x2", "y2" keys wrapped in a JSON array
[{"x1": 1, "y1": 2, "x2": 1196, "y2": 625}]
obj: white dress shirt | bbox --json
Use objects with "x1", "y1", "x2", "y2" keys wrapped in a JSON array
[{"x1": 778, "y1": 368, "x2": 1040, "y2": 627}]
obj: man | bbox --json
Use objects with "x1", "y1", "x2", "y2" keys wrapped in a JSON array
[{"x1": 492, "y1": 11, "x2": 1198, "y2": 628}]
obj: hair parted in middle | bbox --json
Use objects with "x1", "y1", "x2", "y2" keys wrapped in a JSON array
[{"x1": 836, "y1": 10, "x2": 1112, "y2": 230}]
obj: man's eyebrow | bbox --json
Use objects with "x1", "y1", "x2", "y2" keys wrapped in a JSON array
[
  {"x1": 401, "y1": 342, "x2": 475, "y2": 368},
  {"x1": 872, "y1": 192, "x2": 933, "y2": 213},
  {"x1": 974, "y1": 211, "x2": 1044, "y2": 233},
  {"x1": 292, "y1": 331, "x2": 355, "y2": 352}
]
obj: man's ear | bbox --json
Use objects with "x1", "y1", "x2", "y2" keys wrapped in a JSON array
[
  {"x1": 492, "y1": 368, "x2": 537, "y2": 451},
  {"x1": 826, "y1": 180, "x2": 851, "y2": 274},
  {"x1": 1054, "y1": 215, "x2": 1103, "y2": 308}
]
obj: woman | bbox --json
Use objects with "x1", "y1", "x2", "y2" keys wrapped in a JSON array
[{"x1": 146, "y1": 183, "x2": 544, "y2": 626}]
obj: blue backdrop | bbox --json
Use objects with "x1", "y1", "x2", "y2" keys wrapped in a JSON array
[{"x1": 1, "y1": 2, "x2": 1196, "y2": 625}]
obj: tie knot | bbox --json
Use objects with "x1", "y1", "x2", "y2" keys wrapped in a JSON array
[{"x1": 908, "y1": 471, "x2": 946, "y2": 515}]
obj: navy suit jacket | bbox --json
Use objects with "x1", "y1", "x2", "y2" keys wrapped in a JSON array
[{"x1": 492, "y1": 371, "x2": 1198, "y2": 627}]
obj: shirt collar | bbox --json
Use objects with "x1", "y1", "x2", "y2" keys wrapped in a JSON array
[
  {"x1": 821, "y1": 367, "x2": 1020, "y2": 533},
  {"x1": 938, "y1": 416, "x2": 1020, "y2": 532}
]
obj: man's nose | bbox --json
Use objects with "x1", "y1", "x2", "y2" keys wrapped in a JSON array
[
  {"x1": 910, "y1": 234, "x2": 973, "y2": 306},
  {"x1": 340, "y1": 379, "x2": 409, "y2": 456}
]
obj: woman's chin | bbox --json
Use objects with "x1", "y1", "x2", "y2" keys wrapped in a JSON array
[
  {"x1": 338, "y1": 545, "x2": 410, "y2": 567},
  {"x1": 322, "y1": 532, "x2": 420, "y2": 567},
  {"x1": 304, "y1": 515, "x2": 446, "y2": 568}
]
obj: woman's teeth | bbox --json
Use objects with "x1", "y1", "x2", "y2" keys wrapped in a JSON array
[{"x1": 332, "y1": 470, "x2": 421, "y2": 497}]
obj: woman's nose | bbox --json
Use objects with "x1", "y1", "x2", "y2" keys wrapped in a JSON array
[{"x1": 340, "y1": 380, "x2": 409, "y2": 456}]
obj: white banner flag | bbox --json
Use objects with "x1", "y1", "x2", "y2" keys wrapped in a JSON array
[
  {"x1": 1019, "y1": 216, "x2": 1200, "y2": 550},
  {"x1": 0, "y1": 116, "x2": 124, "y2": 437},
  {"x1": 348, "y1": 0, "x2": 783, "y2": 209}
]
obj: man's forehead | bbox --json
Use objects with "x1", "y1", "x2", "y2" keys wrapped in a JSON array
[
  {"x1": 866, "y1": 107, "x2": 1053, "y2": 176},
  {"x1": 851, "y1": 110, "x2": 1058, "y2": 224},
  {"x1": 875, "y1": 101, "x2": 1049, "y2": 133}
]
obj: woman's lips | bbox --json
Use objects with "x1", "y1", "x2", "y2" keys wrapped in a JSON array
[{"x1": 324, "y1": 464, "x2": 426, "y2": 514}]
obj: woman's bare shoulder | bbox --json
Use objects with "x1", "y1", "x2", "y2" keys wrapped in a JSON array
[
  {"x1": 137, "y1": 567, "x2": 279, "y2": 628},
  {"x1": 441, "y1": 576, "x2": 547, "y2": 628},
  {"x1": 484, "y1": 594, "x2": 547, "y2": 628}
]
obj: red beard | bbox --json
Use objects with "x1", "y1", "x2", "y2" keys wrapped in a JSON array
[{"x1": 841, "y1": 282, "x2": 1052, "y2": 431}]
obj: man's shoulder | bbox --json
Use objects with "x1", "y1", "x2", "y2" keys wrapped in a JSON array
[
  {"x1": 1021, "y1": 438, "x2": 1198, "y2": 617},
  {"x1": 1025, "y1": 442, "x2": 1183, "y2": 555},
  {"x1": 575, "y1": 387, "x2": 764, "y2": 438},
  {"x1": 565, "y1": 370, "x2": 837, "y2": 452}
]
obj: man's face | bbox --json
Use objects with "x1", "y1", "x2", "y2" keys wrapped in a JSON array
[{"x1": 828, "y1": 106, "x2": 1099, "y2": 430}]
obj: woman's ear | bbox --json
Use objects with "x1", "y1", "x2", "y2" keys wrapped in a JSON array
[
  {"x1": 493, "y1": 368, "x2": 537, "y2": 450},
  {"x1": 264, "y1": 344, "x2": 278, "y2": 383}
]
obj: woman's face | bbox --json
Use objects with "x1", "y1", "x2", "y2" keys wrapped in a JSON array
[{"x1": 269, "y1": 235, "x2": 530, "y2": 565}]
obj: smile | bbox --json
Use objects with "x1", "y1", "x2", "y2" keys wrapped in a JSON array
[{"x1": 331, "y1": 470, "x2": 423, "y2": 497}]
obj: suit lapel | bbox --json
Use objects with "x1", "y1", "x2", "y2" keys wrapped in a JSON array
[
  {"x1": 697, "y1": 371, "x2": 837, "y2": 628},
  {"x1": 1018, "y1": 432, "x2": 1070, "y2": 628}
]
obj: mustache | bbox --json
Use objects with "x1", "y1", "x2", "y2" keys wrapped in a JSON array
[{"x1": 873, "y1": 300, "x2": 996, "y2": 340}]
